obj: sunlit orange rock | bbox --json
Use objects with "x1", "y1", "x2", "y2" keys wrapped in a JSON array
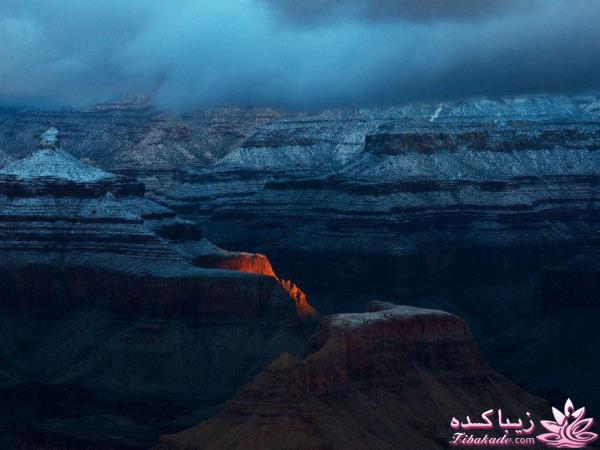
[
  {"x1": 195, "y1": 251, "x2": 277, "y2": 277},
  {"x1": 192, "y1": 245, "x2": 318, "y2": 320},
  {"x1": 278, "y1": 278, "x2": 317, "y2": 320}
]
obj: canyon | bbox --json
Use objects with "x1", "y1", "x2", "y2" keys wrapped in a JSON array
[
  {"x1": 133, "y1": 96, "x2": 600, "y2": 414},
  {"x1": 0, "y1": 94, "x2": 598, "y2": 448}
]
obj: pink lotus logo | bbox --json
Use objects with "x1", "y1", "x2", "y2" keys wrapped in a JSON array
[{"x1": 537, "y1": 399, "x2": 598, "y2": 448}]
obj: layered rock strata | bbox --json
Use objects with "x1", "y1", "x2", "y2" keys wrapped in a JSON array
[
  {"x1": 0, "y1": 102, "x2": 280, "y2": 168},
  {"x1": 0, "y1": 131, "x2": 316, "y2": 448},
  {"x1": 0, "y1": 130, "x2": 315, "y2": 320},
  {"x1": 156, "y1": 302, "x2": 545, "y2": 450},
  {"x1": 143, "y1": 96, "x2": 600, "y2": 295}
]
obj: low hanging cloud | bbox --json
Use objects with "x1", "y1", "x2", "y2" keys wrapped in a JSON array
[
  {"x1": 0, "y1": 0, "x2": 599, "y2": 110},
  {"x1": 258, "y1": 0, "x2": 534, "y2": 25}
]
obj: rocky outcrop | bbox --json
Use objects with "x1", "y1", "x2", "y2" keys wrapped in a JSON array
[
  {"x1": 365, "y1": 127, "x2": 600, "y2": 155},
  {"x1": 149, "y1": 96, "x2": 600, "y2": 266},
  {"x1": 156, "y1": 302, "x2": 545, "y2": 450},
  {"x1": 133, "y1": 94, "x2": 600, "y2": 422},
  {"x1": 0, "y1": 130, "x2": 318, "y2": 448},
  {"x1": 184, "y1": 238, "x2": 277, "y2": 276},
  {"x1": 0, "y1": 129, "x2": 318, "y2": 320},
  {"x1": 181, "y1": 238, "x2": 317, "y2": 320},
  {"x1": 0, "y1": 103, "x2": 281, "y2": 168},
  {"x1": 37, "y1": 127, "x2": 61, "y2": 149}
]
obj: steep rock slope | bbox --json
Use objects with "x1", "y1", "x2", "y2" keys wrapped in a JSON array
[
  {"x1": 0, "y1": 131, "x2": 316, "y2": 448},
  {"x1": 0, "y1": 102, "x2": 280, "y2": 168},
  {"x1": 0, "y1": 150, "x2": 289, "y2": 318},
  {"x1": 155, "y1": 96, "x2": 600, "y2": 263},
  {"x1": 142, "y1": 95, "x2": 600, "y2": 415},
  {"x1": 3, "y1": 96, "x2": 599, "y2": 422},
  {"x1": 156, "y1": 302, "x2": 545, "y2": 450}
]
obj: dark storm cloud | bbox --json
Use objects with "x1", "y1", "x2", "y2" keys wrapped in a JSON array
[
  {"x1": 0, "y1": 0, "x2": 599, "y2": 110},
  {"x1": 259, "y1": 0, "x2": 533, "y2": 25},
  {"x1": 0, "y1": 0, "x2": 158, "y2": 106}
]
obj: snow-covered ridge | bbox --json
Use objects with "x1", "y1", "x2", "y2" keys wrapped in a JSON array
[
  {"x1": 0, "y1": 148, "x2": 112, "y2": 182},
  {"x1": 215, "y1": 94, "x2": 600, "y2": 171},
  {"x1": 39, "y1": 127, "x2": 59, "y2": 149},
  {"x1": 327, "y1": 304, "x2": 454, "y2": 330}
]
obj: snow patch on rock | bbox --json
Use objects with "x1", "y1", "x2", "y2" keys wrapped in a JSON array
[
  {"x1": 0, "y1": 149, "x2": 112, "y2": 182},
  {"x1": 38, "y1": 127, "x2": 59, "y2": 149},
  {"x1": 328, "y1": 304, "x2": 454, "y2": 330}
]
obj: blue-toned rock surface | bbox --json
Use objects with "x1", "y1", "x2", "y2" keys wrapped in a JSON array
[{"x1": 0, "y1": 131, "x2": 316, "y2": 448}]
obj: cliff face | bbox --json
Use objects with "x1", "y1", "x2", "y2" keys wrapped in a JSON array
[
  {"x1": 0, "y1": 134, "x2": 317, "y2": 448},
  {"x1": 365, "y1": 127, "x2": 600, "y2": 155},
  {"x1": 126, "y1": 95, "x2": 600, "y2": 417},
  {"x1": 156, "y1": 302, "x2": 545, "y2": 450},
  {"x1": 0, "y1": 132, "x2": 319, "y2": 319},
  {"x1": 146, "y1": 96, "x2": 600, "y2": 283},
  {"x1": 183, "y1": 239, "x2": 316, "y2": 320},
  {"x1": 470, "y1": 234, "x2": 600, "y2": 422},
  {"x1": 0, "y1": 150, "x2": 295, "y2": 319},
  {"x1": 1, "y1": 96, "x2": 599, "y2": 446},
  {"x1": 0, "y1": 104, "x2": 281, "y2": 168}
]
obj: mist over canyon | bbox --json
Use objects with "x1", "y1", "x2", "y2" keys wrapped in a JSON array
[{"x1": 2, "y1": 0, "x2": 600, "y2": 109}]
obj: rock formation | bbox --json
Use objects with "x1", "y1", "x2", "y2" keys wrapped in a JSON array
[
  {"x1": 0, "y1": 129, "x2": 316, "y2": 448},
  {"x1": 1, "y1": 95, "x2": 599, "y2": 446},
  {"x1": 156, "y1": 301, "x2": 545, "y2": 450},
  {"x1": 129, "y1": 96, "x2": 600, "y2": 319},
  {"x1": 152, "y1": 96, "x2": 600, "y2": 262},
  {"x1": 129, "y1": 96, "x2": 600, "y2": 413},
  {"x1": 0, "y1": 128, "x2": 315, "y2": 319},
  {"x1": 0, "y1": 102, "x2": 281, "y2": 168},
  {"x1": 186, "y1": 239, "x2": 316, "y2": 319}
]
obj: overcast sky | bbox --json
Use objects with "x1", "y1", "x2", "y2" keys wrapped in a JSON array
[{"x1": 1, "y1": 0, "x2": 599, "y2": 110}]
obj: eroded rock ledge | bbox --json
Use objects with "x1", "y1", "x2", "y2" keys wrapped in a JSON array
[
  {"x1": 0, "y1": 129, "x2": 316, "y2": 322},
  {"x1": 156, "y1": 302, "x2": 544, "y2": 450}
]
